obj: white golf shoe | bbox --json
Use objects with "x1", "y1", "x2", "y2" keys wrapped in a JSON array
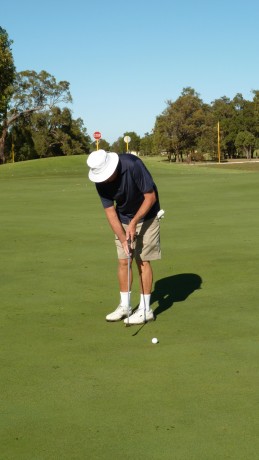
[
  {"x1": 106, "y1": 304, "x2": 132, "y2": 322},
  {"x1": 123, "y1": 308, "x2": 154, "y2": 325}
]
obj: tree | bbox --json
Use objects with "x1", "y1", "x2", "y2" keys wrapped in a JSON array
[
  {"x1": 8, "y1": 116, "x2": 37, "y2": 162},
  {"x1": 153, "y1": 87, "x2": 207, "y2": 161},
  {"x1": 111, "y1": 131, "x2": 141, "y2": 153},
  {"x1": 139, "y1": 132, "x2": 154, "y2": 156},
  {"x1": 152, "y1": 114, "x2": 174, "y2": 160},
  {"x1": 0, "y1": 27, "x2": 15, "y2": 161},
  {"x1": 252, "y1": 90, "x2": 259, "y2": 137},
  {"x1": 196, "y1": 106, "x2": 218, "y2": 160},
  {"x1": 0, "y1": 27, "x2": 15, "y2": 115},
  {"x1": 0, "y1": 69, "x2": 72, "y2": 162},
  {"x1": 124, "y1": 131, "x2": 141, "y2": 153},
  {"x1": 7, "y1": 107, "x2": 91, "y2": 161},
  {"x1": 90, "y1": 138, "x2": 110, "y2": 152},
  {"x1": 211, "y1": 94, "x2": 258, "y2": 159},
  {"x1": 211, "y1": 96, "x2": 237, "y2": 158},
  {"x1": 235, "y1": 131, "x2": 256, "y2": 159},
  {"x1": 232, "y1": 94, "x2": 256, "y2": 136}
]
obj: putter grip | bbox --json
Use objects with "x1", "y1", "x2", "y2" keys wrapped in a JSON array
[{"x1": 127, "y1": 238, "x2": 132, "y2": 255}]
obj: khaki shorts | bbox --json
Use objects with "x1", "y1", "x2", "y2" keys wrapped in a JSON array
[{"x1": 115, "y1": 217, "x2": 161, "y2": 261}]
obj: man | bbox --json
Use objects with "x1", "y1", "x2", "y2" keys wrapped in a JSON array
[{"x1": 87, "y1": 149, "x2": 161, "y2": 325}]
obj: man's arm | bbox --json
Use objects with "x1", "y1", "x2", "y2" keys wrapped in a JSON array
[
  {"x1": 126, "y1": 190, "x2": 157, "y2": 242},
  {"x1": 104, "y1": 206, "x2": 129, "y2": 255}
]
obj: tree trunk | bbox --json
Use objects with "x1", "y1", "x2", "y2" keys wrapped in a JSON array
[
  {"x1": 245, "y1": 147, "x2": 251, "y2": 160},
  {"x1": 0, "y1": 126, "x2": 7, "y2": 164}
]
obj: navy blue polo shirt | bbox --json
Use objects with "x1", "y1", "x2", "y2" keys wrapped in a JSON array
[{"x1": 96, "y1": 154, "x2": 160, "y2": 224}]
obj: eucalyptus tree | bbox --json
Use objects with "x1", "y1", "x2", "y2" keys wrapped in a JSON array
[
  {"x1": 153, "y1": 87, "x2": 207, "y2": 161},
  {"x1": 90, "y1": 138, "x2": 110, "y2": 152},
  {"x1": 0, "y1": 69, "x2": 72, "y2": 162},
  {"x1": 231, "y1": 94, "x2": 254, "y2": 135},
  {"x1": 251, "y1": 90, "x2": 259, "y2": 139},
  {"x1": 139, "y1": 132, "x2": 154, "y2": 156},
  {"x1": 0, "y1": 27, "x2": 16, "y2": 161},
  {"x1": 235, "y1": 131, "x2": 256, "y2": 159},
  {"x1": 212, "y1": 93, "x2": 259, "y2": 158},
  {"x1": 123, "y1": 131, "x2": 141, "y2": 153},
  {"x1": 152, "y1": 114, "x2": 174, "y2": 161},
  {"x1": 11, "y1": 107, "x2": 91, "y2": 160},
  {"x1": 208, "y1": 96, "x2": 235, "y2": 158},
  {"x1": 111, "y1": 131, "x2": 141, "y2": 154},
  {"x1": 196, "y1": 106, "x2": 218, "y2": 160}
]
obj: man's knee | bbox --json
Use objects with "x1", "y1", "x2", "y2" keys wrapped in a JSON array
[
  {"x1": 136, "y1": 260, "x2": 151, "y2": 272},
  {"x1": 119, "y1": 258, "x2": 129, "y2": 269}
]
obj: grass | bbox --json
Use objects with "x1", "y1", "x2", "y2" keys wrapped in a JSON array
[{"x1": 1, "y1": 156, "x2": 259, "y2": 459}]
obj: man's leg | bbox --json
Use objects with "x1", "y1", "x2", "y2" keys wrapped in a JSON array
[
  {"x1": 122, "y1": 259, "x2": 154, "y2": 324},
  {"x1": 123, "y1": 217, "x2": 160, "y2": 325},
  {"x1": 136, "y1": 259, "x2": 152, "y2": 315},
  {"x1": 106, "y1": 258, "x2": 133, "y2": 321},
  {"x1": 118, "y1": 258, "x2": 132, "y2": 292},
  {"x1": 136, "y1": 260, "x2": 153, "y2": 294}
]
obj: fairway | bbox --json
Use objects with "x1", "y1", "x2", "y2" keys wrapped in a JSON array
[{"x1": 1, "y1": 156, "x2": 259, "y2": 459}]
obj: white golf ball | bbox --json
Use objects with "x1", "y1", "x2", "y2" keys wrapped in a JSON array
[{"x1": 152, "y1": 337, "x2": 158, "y2": 344}]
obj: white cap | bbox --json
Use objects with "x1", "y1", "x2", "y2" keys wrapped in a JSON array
[{"x1": 86, "y1": 150, "x2": 119, "y2": 183}]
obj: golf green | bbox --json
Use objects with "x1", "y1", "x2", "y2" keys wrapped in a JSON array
[{"x1": 1, "y1": 156, "x2": 258, "y2": 459}]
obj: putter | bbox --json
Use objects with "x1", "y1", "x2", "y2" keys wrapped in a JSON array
[
  {"x1": 125, "y1": 238, "x2": 132, "y2": 327},
  {"x1": 131, "y1": 271, "x2": 147, "y2": 336}
]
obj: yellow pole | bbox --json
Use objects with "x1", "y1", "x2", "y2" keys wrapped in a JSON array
[
  {"x1": 96, "y1": 139, "x2": 99, "y2": 151},
  {"x1": 217, "y1": 121, "x2": 221, "y2": 163},
  {"x1": 126, "y1": 141, "x2": 128, "y2": 153}
]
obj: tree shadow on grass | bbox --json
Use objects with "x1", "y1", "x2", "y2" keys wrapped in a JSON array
[{"x1": 151, "y1": 273, "x2": 202, "y2": 317}]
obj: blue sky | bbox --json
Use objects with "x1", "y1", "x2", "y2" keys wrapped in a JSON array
[{"x1": 2, "y1": 0, "x2": 259, "y2": 144}]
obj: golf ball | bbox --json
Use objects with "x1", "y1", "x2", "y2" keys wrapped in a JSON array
[{"x1": 152, "y1": 337, "x2": 158, "y2": 344}]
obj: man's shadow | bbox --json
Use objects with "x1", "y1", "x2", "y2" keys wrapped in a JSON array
[{"x1": 151, "y1": 273, "x2": 202, "y2": 317}]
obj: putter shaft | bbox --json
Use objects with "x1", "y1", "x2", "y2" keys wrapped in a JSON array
[{"x1": 126, "y1": 238, "x2": 132, "y2": 326}]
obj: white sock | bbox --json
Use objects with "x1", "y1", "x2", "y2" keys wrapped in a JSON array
[
  {"x1": 120, "y1": 291, "x2": 131, "y2": 307},
  {"x1": 139, "y1": 294, "x2": 151, "y2": 312}
]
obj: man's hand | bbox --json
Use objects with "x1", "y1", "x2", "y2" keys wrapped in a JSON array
[
  {"x1": 125, "y1": 190, "x2": 156, "y2": 246},
  {"x1": 122, "y1": 240, "x2": 130, "y2": 257},
  {"x1": 126, "y1": 221, "x2": 137, "y2": 246}
]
